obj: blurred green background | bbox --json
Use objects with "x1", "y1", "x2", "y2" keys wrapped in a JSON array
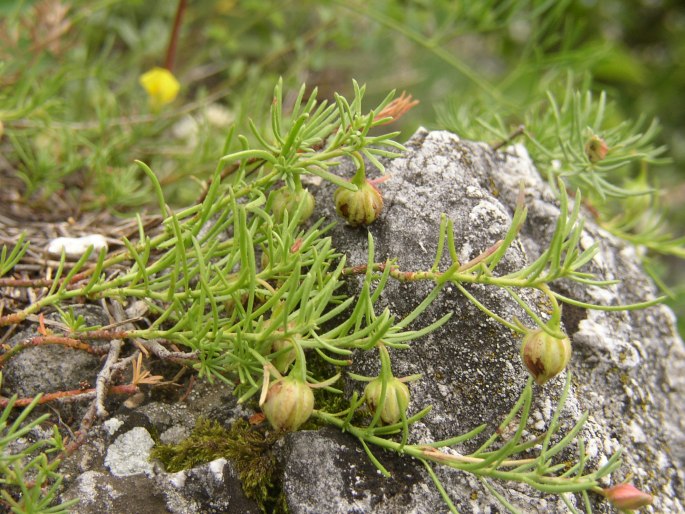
[{"x1": 1, "y1": 0, "x2": 684, "y2": 327}]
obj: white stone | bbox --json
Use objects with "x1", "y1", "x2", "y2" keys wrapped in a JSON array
[
  {"x1": 47, "y1": 235, "x2": 108, "y2": 260},
  {"x1": 102, "y1": 418, "x2": 124, "y2": 436}
]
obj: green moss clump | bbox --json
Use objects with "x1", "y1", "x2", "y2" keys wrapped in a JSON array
[{"x1": 151, "y1": 418, "x2": 286, "y2": 513}]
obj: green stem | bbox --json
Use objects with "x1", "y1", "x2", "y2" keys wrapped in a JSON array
[
  {"x1": 292, "y1": 339, "x2": 308, "y2": 383},
  {"x1": 313, "y1": 409, "x2": 605, "y2": 494},
  {"x1": 350, "y1": 152, "x2": 367, "y2": 187}
]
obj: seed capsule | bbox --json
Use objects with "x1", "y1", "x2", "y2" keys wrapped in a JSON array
[
  {"x1": 261, "y1": 376, "x2": 314, "y2": 431},
  {"x1": 334, "y1": 180, "x2": 383, "y2": 226},
  {"x1": 585, "y1": 134, "x2": 609, "y2": 163},
  {"x1": 364, "y1": 377, "x2": 410, "y2": 425},
  {"x1": 520, "y1": 328, "x2": 572, "y2": 385},
  {"x1": 602, "y1": 483, "x2": 653, "y2": 510},
  {"x1": 272, "y1": 186, "x2": 315, "y2": 224}
]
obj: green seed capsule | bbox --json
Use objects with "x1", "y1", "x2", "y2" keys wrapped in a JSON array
[
  {"x1": 272, "y1": 186, "x2": 315, "y2": 224},
  {"x1": 520, "y1": 328, "x2": 572, "y2": 385},
  {"x1": 364, "y1": 376, "x2": 410, "y2": 425},
  {"x1": 262, "y1": 376, "x2": 314, "y2": 431},
  {"x1": 334, "y1": 180, "x2": 383, "y2": 226}
]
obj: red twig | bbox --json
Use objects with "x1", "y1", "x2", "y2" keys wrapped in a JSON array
[
  {"x1": 72, "y1": 329, "x2": 131, "y2": 341},
  {"x1": 0, "y1": 311, "x2": 25, "y2": 327},
  {"x1": 0, "y1": 335, "x2": 109, "y2": 367},
  {"x1": 0, "y1": 384, "x2": 138, "y2": 409},
  {"x1": 0, "y1": 268, "x2": 96, "y2": 289},
  {"x1": 342, "y1": 262, "x2": 387, "y2": 276}
]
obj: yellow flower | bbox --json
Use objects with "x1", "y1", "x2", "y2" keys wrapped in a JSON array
[{"x1": 139, "y1": 67, "x2": 180, "y2": 109}]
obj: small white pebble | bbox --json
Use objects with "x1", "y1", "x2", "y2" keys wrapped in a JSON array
[
  {"x1": 103, "y1": 417, "x2": 124, "y2": 436},
  {"x1": 47, "y1": 235, "x2": 108, "y2": 260},
  {"x1": 204, "y1": 103, "x2": 234, "y2": 127}
]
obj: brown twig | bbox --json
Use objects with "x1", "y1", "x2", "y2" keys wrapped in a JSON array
[
  {"x1": 0, "y1": 266, "x2": 100, "y2": 289},
  {"x1": 457, "y1": 240, "x2": 503, "y2": 272},
  {"x1": 491, "y1": 125, "x2": 526, "y2": 151},
  {"x1": 0, "y1": 311, "x2": 27, "y2": 328},
  {"x1": 135, "y1": 338, "x2": 198, "y2": 366},
  {"x1": 95, "y1": 339, "x2": 123, "y2": 418},
  {"x1": 342, "y1": 262, "x2": 387, "y2": 276}
]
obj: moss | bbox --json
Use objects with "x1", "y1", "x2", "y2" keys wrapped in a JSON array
[
  {"x1": 488, "y1": 177, "x2": 500, "y2": 197},
  {"x1": 301, "y1": 354, "x2": 357, "y2": 427},
  {"x1": 150, "y1": 418, "x2": 286, "y2": 513}
]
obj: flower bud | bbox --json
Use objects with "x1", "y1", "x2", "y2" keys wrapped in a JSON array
[
  {"x1": 261, "y1": 376, "x2": 314, "y2": 431},
  {"x1": 271, "y1": 186, "x2": 315, "y2": 224},
  {"x1": 585, "y1": 134, "x2": 609, "y2": 163},
  {"x1": 520, "y1": 328, "x2": 571, "y2": 385},
  {"x1": 334, "y1": 180, "x2": 383, "y2": 226},
  {"x1": 364, "y1": 377, "x2": 410, "y2": 425},
  {"x1": 602, "y1": 483, "x2": 653, "y2": 511}
]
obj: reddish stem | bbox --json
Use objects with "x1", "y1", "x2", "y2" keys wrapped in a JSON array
[
  {"x1": 72, "y1": 329, "x2": 131, "y2": 341},
  {"x1": 165, "y1": 0, "x2": 187, "y2": 72},
  {"x1": 0, "y1": 335, "x2": 109, "y2": 367},
  {"x1": 0, "y1": 268, "x2": 96, "y2": 289},
  {"x1": 0, "y1": 384, "x2": 139, "y2": 409}
]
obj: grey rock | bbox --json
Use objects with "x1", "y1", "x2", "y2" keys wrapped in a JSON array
[
  {"x1": 104, "y1": 427, "x2": 156, "y2": 477},
  {"x1": 157, "y1": 458, "x2": 262, "y2": 514},
  {"x1": 59, "y1": 402, "x2": 262, "y2": 513},
  {"x1": 57, "y1": 376, "x2": 262, "y2": 513},
  {"x1": 62, "y1": 456, "x2": 261, "y2": 514},
  {"x1": 61, "y1": 470, "x2": 169, "y2": 514},
  {"x1": 278, "y1": 427, "x2": 431, "y2": 514},
  {"x1": 282, "y1": 128, "x2": 684, "y2": 513},
  {"x1": 2, "y1": 305, "x2": 109, "y2": 399}
]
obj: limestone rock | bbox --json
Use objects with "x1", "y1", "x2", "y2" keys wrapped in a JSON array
[{"x1": 285, "y1": 128, "x2": 685, "y2": 513}]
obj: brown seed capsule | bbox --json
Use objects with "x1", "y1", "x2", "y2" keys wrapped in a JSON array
[
  {"x1": 520, "y1": 328, "x2": 572, "y2": 385},
  {"x1": 364, "y1": 376, "x2": 410, "y2": 425},
  {"x1": 334, "y1": 180, "x2": 383, "y2": 226},
  {"x1": 261, "y1": 376, "x2": 314, "y2": 431},
  {"x1": 585, "y1": 134, "x2": 609, "y2": 163}
]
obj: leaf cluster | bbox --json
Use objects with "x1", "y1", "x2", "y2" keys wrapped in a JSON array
[
  {"x1": 0, "y1": 373, "x2": 76, "y2": 514},
  {"x1": 438, "y1": 74, "x2": 685, "y2": 266}
]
